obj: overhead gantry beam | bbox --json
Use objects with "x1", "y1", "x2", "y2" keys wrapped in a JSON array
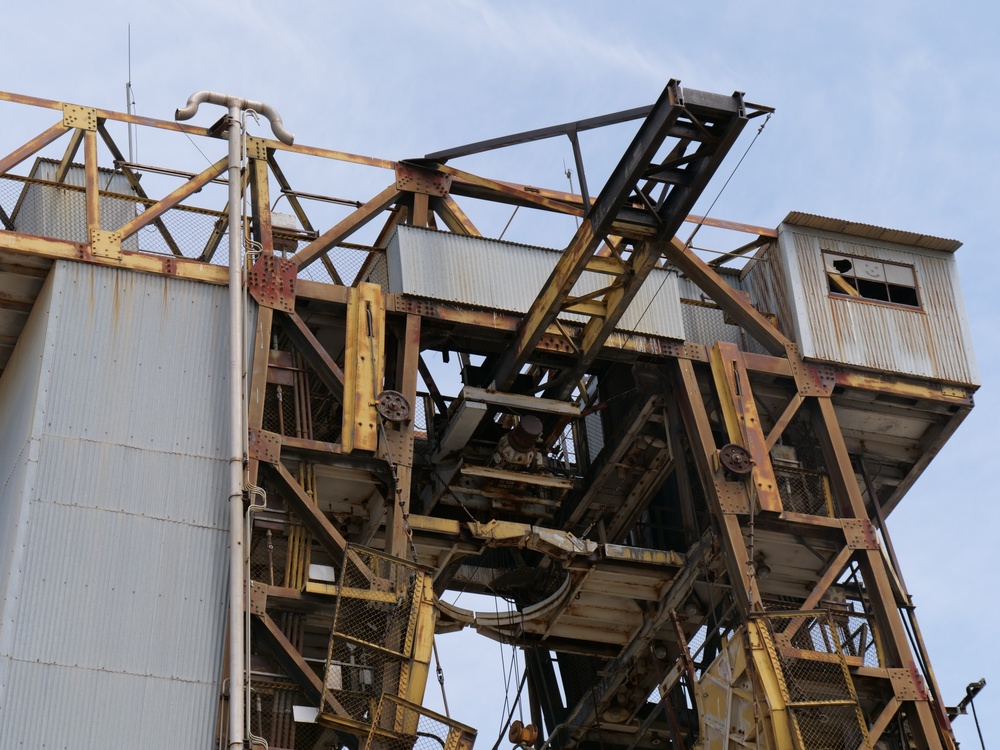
[{"x1": 484, "y1": 81, "x2": 762, "y2": 396}]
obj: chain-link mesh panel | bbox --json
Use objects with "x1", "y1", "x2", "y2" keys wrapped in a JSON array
[
  {"x1": 681, "y1": 299, "x2": 744, "y2": 348},
  {"x1": 248, "y1": 682, "x2": 342, "y2": 750},
  {"x1": 1, "y1": 175, "x2": 392, "y2": 293},
  {"x1": 263, "y1": 382, "x2": 286, "y2": 436},
  {"x1": 774, "y1": 466, "x2": 833, "y2": 517},
  {"x1": 310, "y1": 371, "x2": 343, "y2": 444},
  {"x1": 789, "y1": 705, "x2": 866, "y2": 750},
  {"x1": 297, "y1": 245, "x2": 378, "y2": 288},
  {"x1": 0, "y1": 175, "x2": 234, "y2": 259},
  {"x1": 830, "y1": 610, "x2": 881, "y2": 668},
  {"x1": 0, "y1": 177, "x2": 21, "y2": 228},
  {"x1": 360, "y1": 252, "x2": 390, "y2": 291},
  {"x1": 679, "y1": 298, "x2": 776, "y2": 355},
  {"x1": 250, "y1": 530, "x2": 289, "y2": 587},
  {"x1": 322, "y1": 547, "x2": 424, "y2": 729},
  {"x1": 761, "y1": 612, "x2": 869, "y2": 750},
  {"x1": 364, "y1": 695, "x2": 476, "y2": 750}
]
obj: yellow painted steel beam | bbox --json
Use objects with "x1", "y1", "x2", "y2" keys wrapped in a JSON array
[
  {"x1": 83, "y1": 130, "x2": 101, "y2": 235},
  {"x1": 709, "y1": 342, "x2": 783, "y2": 512},
  {"x1": 342, "y1": 282, "x2": 384, "y2": 453},
  {"x1": 385, "y1": 314, "x2": 421, "y2": 558},
  {"x1": 403, "y1": 574, "x2": 437, "y2": 707}
]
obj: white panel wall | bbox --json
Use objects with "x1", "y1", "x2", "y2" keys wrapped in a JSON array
[{"x1": 0, "y1": 261, "x2": 230, "y2": 748}]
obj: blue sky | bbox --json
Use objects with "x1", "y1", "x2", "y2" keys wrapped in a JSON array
[{"x1": 3, "y1": 1, "x2": 997, "y2": 745}]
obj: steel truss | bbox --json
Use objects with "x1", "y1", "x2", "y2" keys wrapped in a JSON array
[{"x1": 0, "y1": 81, "x2": 972, "y2": 750}]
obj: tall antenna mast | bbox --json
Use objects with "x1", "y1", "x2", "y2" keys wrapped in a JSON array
[{"x1": 126, "y1": 24, "x2": 136, "y2": 162}]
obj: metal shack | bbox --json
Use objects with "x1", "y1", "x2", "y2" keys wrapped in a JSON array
[{"x1": 743, "y1": 211, "x2": 978, "y2": 386}]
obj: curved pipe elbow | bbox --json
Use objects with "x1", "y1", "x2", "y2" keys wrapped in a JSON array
[{"x1": 175, "y1": 91, "x2": 294, "y2": 146}]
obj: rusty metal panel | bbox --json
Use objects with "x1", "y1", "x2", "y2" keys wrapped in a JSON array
[
  {"x1": 776, "y1": 223, "x2": 979, "y2": 386},
  {"x1": 0, "y1": 261, "x2": 229, "y2": 749},
  {"x1": 386, "y1": 226, "x2": 685, "y2": 340}
]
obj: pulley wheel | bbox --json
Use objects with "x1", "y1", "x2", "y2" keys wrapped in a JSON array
[
  {"x1": 375, "y1": 390, "x2": 411, "y2": 422},
  {"x1": 719, "y1": 443, "x2": 753, "y2": 475}
]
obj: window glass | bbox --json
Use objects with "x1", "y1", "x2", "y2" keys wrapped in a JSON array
[{"x1": 822, "y1": 251, "x2": 920, "y2": 309}]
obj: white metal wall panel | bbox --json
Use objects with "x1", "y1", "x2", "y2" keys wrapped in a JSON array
[
  {"x1": 0, "y1": 261, "x2": 230, "y2": 748},
  {"x1": 1, "y1": 660, "x2": 217, "y2": 748},
  {"x1": 777, "y1": 226, "x2": 979, "y2": 385},
  {"x1": 387, "y1": 226, "x2": 685, "y2": 340},
  {"x1": 0, "y1": 271, "x2": 54, "y2": 648}
]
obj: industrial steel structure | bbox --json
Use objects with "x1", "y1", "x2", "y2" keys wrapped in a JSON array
[{"x1": 0, "y1": 80, "x2": 979, "y2": 750}]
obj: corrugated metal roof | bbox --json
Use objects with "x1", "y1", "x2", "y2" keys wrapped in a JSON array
[
  {"x1": 386, "y1": 226, "x2": 686, "y2": 340},
  {"x1": 0, "y1": 261, "x2": 230, "y2": 748},
  {"x1": 781, "y1": 211, "x2": 962, "y2": 253}
]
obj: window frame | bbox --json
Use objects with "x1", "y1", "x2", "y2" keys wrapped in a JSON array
[{"x1": 821, "y1": 250, "x2": 923, "y2": 311}]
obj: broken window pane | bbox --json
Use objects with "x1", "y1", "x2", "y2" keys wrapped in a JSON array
[{"x1": 822, "y1": 251, "x2": 920, "y2": 309}]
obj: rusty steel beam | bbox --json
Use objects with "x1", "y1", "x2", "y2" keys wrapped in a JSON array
[
  {"x1": 266, "y1": 153, "x2": 316, "y2": 234},
  {"x1": 425, "y1": 104, "x2": 654, "y2": 162},
  {"x1": 293, "y1": 184, "x2": 400, "y2": 269},
  {"x1": 249, "y1": 156, "x2": 274, "y2": 256},
  {"x1": 116, "y1": 158, "x2": 227, "y2": 240},
  {"x1": 662, "y1": 235, "x2": 790, "y2": 355},
  {"x1": 83, "y1": 130, "x2": 101, "y2": 235},
  {"x1": 433, "y1": 195, "x2": 482, "y2": 236},
  {"x1": 385, "y1": 314, "x2": 421, "y2": 558},
  {"x1": 811, "y1": 396, "x2": 954, "y2": 750},
  {"x1": 250, "y1": 612, "x2": 324, "y2": 704},
  {"x1": 423, "y1": 161, "x2": 583, "y2": 217},
  {"x1": 97, "y1": 123, "x2": 185, "y2": 257},
  {"x1": 0, "y1": 120, "x2": 68, "y2": 177},
  {"x1": 54, "y1": 128, "x2": 84, "y2": 183},
  {"x1": 491, "y1": 82, "x2": 752, "y2": 394},
  {"x1": 281, "y1": 309, "x2": 346, "y2": 404},
  {"x1": 267, "y1": 460, "x2": 350, "y2": 566}
]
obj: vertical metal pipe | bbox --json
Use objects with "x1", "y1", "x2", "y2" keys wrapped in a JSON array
[
  {"x1": 226, "y1": 103, "x2": 246, "y2": 750},
  {"x1": 176, "y1": 91, "x2": 293, "y2": 750}
]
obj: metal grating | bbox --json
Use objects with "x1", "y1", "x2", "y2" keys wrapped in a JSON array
[
  {"x1": 364, "y1": 695, "x2": 476, "y2": 750},
  {"x1": 321, "y1": 547, "x2": 423, "y2": 730},
  {"x1": 762, "y1": 612, "x2": 870, "y2": 750},
  {"x1": 247, "y1": 683, "x2": 336, "y2": 750},
  {"x1": 1, "y1": 175, "x2": 230, "y2": 261},
  {"x1": 774, "y1": 466, "x2": 833, "y2": 517}
]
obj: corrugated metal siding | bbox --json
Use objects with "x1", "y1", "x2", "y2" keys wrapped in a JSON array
[
  {"x1": 0, "y1": 271, "x2": 54, "y2": 649},
  {"x1": 0, "y1": 261, "x2": 229, "y2": 748},
  {"x1": 0, "y1": 660, "x2": 218, "y2": 748},
  {"x1": 386, "y1": 226, "x2": 685, "y2": 340},
  {"x1": 741, "y1": 241, "x2": 795, "y2": 339},
  {"x1": 778, "y1": 227, "x2": 979, "y2": 385}
]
